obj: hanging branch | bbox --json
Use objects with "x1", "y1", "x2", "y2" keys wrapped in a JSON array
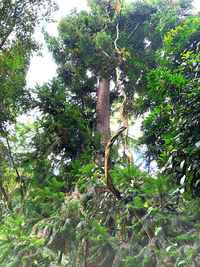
[
  {"x1": 104, "y1": 23, "x2": 127, "y2": 199},
  {"x1": 104, "y1": 23, "x2": 159, "y2": 265},
  {"x1": 0, "y1": 5, "x2": 17, "y2": 51},
  {"x1": 105, "y1": 23, "x2": 133, "y2": 198},
  {"x1": 125, "y1": 18, "x2": 144, "y2": 43},
  {"x1": 133, "y1": 209, "x2": 159, "y2": 264},
  {"x1": 125, "y1": 8, "x2": 157, "y2": 43},
  {"x1": 105, "y1": 125, "x2": 126, "y2": 199}
]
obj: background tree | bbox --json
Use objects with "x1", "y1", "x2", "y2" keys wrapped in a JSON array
[
  {"x1": 137, "y1": 16, "x2": 200, "y2": 198},
  {"x1": 0, "y1": 0, "x2": 57, "y2": 129}
]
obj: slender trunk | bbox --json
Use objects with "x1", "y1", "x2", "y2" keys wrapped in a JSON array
[{"x1": 95, "y1": 79, "x2": 111, "y2": 145}]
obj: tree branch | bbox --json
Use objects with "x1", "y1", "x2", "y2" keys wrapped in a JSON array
[
  {"x1": 0, "y1": 4, "x2": 18, "y2": 50},
  {"x1": 0, "y1": 180, "x2": 13, "y2": 212},
  {"x1": 125, "y1": 18, "x2": 144, "y2": 43},
  {"x1": 125, "y1": 8, "x2": 157, "y2": 43},
  {"x1": 6, "y1": 137, "x2": 24, "y2": 200}
]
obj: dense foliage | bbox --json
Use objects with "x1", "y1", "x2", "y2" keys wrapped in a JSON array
[
  {"x1": 138, "y1": 16, "x2": 200, "y2": 198},
  {"x1": 0, "y1": 0, "x2": 57, "y2": 128},
  {"x1": 0, "y1": 0, "x2": 200, "y2": 266}
]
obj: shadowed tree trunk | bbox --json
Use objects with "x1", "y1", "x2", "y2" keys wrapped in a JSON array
[
  {"x1": 95, "y1": 79, "x2": 111, "y2": 164},
  {"x1": 95, "y1": 78, "x2": 111, "y2": 144}
]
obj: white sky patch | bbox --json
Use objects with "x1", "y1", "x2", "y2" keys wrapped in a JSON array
[
  {"x1": 45, "y1": 0, "x2": 90, "y2": 36},
  {"x1": 26, "y1": 52, "x2": 57, "y2": 88},
  {"x1": 17, "y1": 108, "x2": 42, "y2": 124},
  {"x1": 192, "y1": 0, "x2": 200, "y2": 11},
  {"x1": 26, "y1": 0, "x2": 89, "y2": 88}
]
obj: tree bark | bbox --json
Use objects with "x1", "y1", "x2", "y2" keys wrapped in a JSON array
[{"x1": 95, "y1": 79, "x2": 111, "y2": 145}]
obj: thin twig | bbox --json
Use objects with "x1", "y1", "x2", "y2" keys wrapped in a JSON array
[
  {"x1": 95, "y1": 24, "x2": 108, "y2": 40},
  {"x1": 133, "y1": 210, "x2": 159, "y2": 264},
  {"x1": 125, "y1": 8, "x2": 157, "y2": 43},
  {"x1": 102, "y1": 50, "x2": 111, "y2": 58},
  {"x1": 125, "y1": 19, "x2": 144, "y2": 43}
]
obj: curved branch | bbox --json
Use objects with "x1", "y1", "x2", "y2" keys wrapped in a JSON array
[
  {"x1": 105, "y1": 125, "x2": 126, "y2": 199},
  {"x1": 104, "y1": 23, "x2": 129, "y2": 199}
]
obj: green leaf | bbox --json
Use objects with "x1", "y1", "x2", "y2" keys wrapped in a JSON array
[{"x1": 155, "y1": 226, "x2": 162, "y2": 236}]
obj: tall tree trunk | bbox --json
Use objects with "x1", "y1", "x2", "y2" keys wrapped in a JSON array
[
  {"x1": 87, "y1": 79, "x2": 115, "y2": 266},
  {"x1": 95, "y1": 79, "x2": 111, "y2": 145}
]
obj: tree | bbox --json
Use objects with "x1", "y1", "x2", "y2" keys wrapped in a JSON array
[
  {"x1": 0, "y1": 0, "x2": 57, "y2": 129},
  {"x1": 0, "y1": 0, "x2": 58, "y2": 207},
  {"x1": 138, "y1": 16, "x2": 200, "y2": 198},
  {"x1": 39, "y1": 0, "x2": 193, "y2": 196},
  {"x1": 46, "y1": 0, "x2": 193, "y2": 142}
]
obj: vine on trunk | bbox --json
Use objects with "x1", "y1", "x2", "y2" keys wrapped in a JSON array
[
  {"x1": 104, "y1": 23, "x2": 132, "y2": 198},
  {"x1": 104, "y1": 23, "x2": 159, "y2": 264}
]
